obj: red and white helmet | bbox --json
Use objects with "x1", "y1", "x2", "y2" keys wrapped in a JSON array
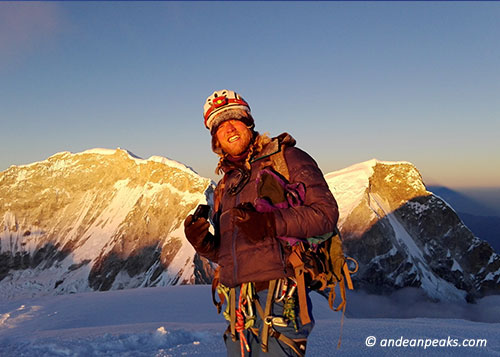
[{"x1": 203, "y1": 89, "x2": 253, "y2": 133}]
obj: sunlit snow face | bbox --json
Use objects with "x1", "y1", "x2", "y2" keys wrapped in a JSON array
[{"x1": 215, "y1": 119, "x2": 252, "y2": 157}]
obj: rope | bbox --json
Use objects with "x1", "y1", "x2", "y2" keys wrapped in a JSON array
[{"x1": 236, "y1": 284, "x2": 250, "y2": 357}]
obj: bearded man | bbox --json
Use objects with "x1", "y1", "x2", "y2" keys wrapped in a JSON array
[{"x1": 184, "y1": 89, "x2": 339, "y2": 356}]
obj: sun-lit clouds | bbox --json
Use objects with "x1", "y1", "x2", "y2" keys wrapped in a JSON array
[{"x1": 0, "y1": 2, "x2": 63, "y2": 70}]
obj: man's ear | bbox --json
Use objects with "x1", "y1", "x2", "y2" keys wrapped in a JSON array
[{"x1": 211, "y1": 134, "x2": 224, "y2": 155}]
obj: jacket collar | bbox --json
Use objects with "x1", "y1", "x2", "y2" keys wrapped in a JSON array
[
  {"x1": 251, "y1": 132, "x2": 296, "y2": 163},
  {"x1": 219, "y1": 133, "x2": 296, "y2": 174}
]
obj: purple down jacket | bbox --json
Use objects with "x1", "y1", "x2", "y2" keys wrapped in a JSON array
[{"x1": 195, "y1": 133, "x2": 338, "y2": 288}]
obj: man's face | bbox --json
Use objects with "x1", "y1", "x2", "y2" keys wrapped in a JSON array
[{"x1": 215, "y1": 119, "x2": 253, "y2": 157}]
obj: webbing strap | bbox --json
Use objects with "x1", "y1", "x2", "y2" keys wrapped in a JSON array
[
  {"x1": 329, "y1": 279, "x2": 346, "y2": 312},
  {"x1": 289, "y1": 248, "x2": 311, "y2": 325},
  {"x1": 254, "y1": 297, "x2": 265, "y2": 320},
  {"x1": 343, "y1": 262, "x2": 354, "y2": 290},
  {"x1": 326, "y1": 280, "x2": 347, "y2": 349},
  {"x1": 269, "y1": 148, "x2": 290, "y2": 181},
  {"x1": 269, "y1": 329, "x2": 306, "y2": 357},
  {"x1": 230, "y1": 288, "x2": 237, "y2": 341},
  {"x1": 249, "y1": 303, "x2": 308, "y2": 357},
  {"x1": 338, "y1": 279, "x2": 346, "y2": 312},
  {"x1": 337, "y1": 280, "x2": 347, "y2": 349},
  {"x1": 295, "y1": 267, "x2": 311, "y2": 325},
  {"x1": 211, "y1": 267, "x2": 224, "y2": 313},
  {"x1": 328, "y1": 284, "x2": 337, "y2": 311},
  {"x1": 260, "y1": 279, "x2": 277, "y2": 353}
]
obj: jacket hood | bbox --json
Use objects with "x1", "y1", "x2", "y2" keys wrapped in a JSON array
[{"x1": 251, "y1": 133, "x2": 296, "y2": 163}]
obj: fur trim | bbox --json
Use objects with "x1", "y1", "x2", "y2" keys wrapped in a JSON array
[{"x1": 208, "y1": 108, "x2": 254, "y2": 135}]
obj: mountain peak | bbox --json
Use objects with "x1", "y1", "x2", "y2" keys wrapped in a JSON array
[
  {"x1": 325, "y1": 160, "x2": 499, "y2": 302},
  {"x1": 2, "y1": 154, "x2": 498, "y2": 303},
  {"x1": 7, "y1": 148, "x2": 201, "y2": 180},
  {"x1": 0, "y1": 149, "x2": 215, "y2": 299},
  {"x1": 325, "y1": 159, "x2": 427, "y2": 226}
]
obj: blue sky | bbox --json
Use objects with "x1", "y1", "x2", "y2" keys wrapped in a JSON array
[{"x1": 1, "y1": 2, "x2": 499, "y2": 187}]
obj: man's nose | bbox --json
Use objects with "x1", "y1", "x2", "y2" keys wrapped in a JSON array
[{"x1": 224, "y1": 122, "x2": 236, "y2": 133}]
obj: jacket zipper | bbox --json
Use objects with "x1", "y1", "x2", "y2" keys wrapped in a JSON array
[
  {"x1": 278, "y1": 241, "x2": 287, "y2": 274},
  {"x1": 232, "y1": 193, "x2": 241, "y2": 283}
]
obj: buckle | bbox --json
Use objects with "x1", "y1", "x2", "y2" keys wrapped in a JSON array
[{"x1": 265, "y1": 316, "x2": 288, "y2": 327}]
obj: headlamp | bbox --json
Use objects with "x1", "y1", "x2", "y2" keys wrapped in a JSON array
[{"x1": 213, "y1": 96, "x2": 228, "y2": 108}]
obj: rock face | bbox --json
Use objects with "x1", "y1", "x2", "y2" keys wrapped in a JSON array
[
  {"x1": 325, "y1": 159, "x2": 500, "y2": 302},
  {"x1": 1, "y1": 152, "x2": 498, "y2": 303},
  {"x1": 0, "y1": 149, "x2": 215, "y2": 299}
]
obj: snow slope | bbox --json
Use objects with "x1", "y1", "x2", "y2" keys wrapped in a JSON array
[
  {"x1": 0, "y1": 148, "x2": 216, "y2": 300},
  {"x1": 1, "y1": 285, "x2": 499, "y2": 356},
  {"x1": 325, "y1": 159, "x2": 500, "y2": 301},
  {"x1": 2, "y1": 153, "x2": 498, "y2": 304}
]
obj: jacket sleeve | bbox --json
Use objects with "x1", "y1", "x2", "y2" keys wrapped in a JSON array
[
  {"x1": 187, "y1": 231, "x2": 219, "y2": 263},
  {"x1": 273, "y1": 147, "x2": 339, "y2": 238},
  {"x1": 185, "y1": 207, "x2": 221, "y2": 263}
]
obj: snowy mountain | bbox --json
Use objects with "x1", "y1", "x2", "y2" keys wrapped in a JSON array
[
  {"x1": 326, "y1": 159, "x2": 500, "y2": 302},
  {"x1": 1, "y1": 152, "x2": 499, "y2": 304},
  {"x1": 0, "y1": 148, "x2": 216, "y2": 300}
]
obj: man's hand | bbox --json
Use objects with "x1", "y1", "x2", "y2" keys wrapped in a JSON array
[
  {"x1": 231, "y1": 203, "x2": 276, "y2": 243},
  {"x1": 184, "y1": 215, "x2": 210, "y2": 246}
]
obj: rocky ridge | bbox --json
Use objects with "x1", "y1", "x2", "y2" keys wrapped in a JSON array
[
  {"x1": 0, "y1": 148, "x2": 215, "y2": 299},
  {"x1": 326, "y1": 159, "x2": 500, "y2": 302},
  {"x1": 1, "y1": 152, "x2": 498, "y2": 303}
]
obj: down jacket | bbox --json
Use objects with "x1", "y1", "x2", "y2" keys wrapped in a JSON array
[{"x1": 190, "y1": 133, "x2": 339, "y2": 288}]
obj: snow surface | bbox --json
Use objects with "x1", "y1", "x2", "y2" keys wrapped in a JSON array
[
  {"x1": 1, "y1": 286, "x2": 499, "y2": 357},
  {"x1": 79, "y1": 148, "x2": 199, "y2": 177},
  {"x1": 3, "y1": 156, "x2": 500, "y2": 355},
  {"x1": 324, "y1": 159, "x2": 420, "y2": 227},
  {"x1": 5, "y1": 148, "x2": 201, "y2": 179},
  {"x1": 324, "y1": 160, "x2": 376, "y2": 227}
]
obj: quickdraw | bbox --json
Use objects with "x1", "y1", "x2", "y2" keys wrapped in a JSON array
[
  {"x1": 235, "y1": 285, "x2": 251, "y2": 356},
  {"x1": 213, "y1": 278, "x2": 305, "y2": 357}
]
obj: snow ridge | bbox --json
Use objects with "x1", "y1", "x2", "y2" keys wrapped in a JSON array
[
  {"x1": 0, "y1": 148, "x2": 215, "y2": 300},
  {"x1": 324, "y1": 159, "x2": 499, "y2": 302}
]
